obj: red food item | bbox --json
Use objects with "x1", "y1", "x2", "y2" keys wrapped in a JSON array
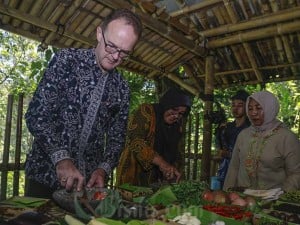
[
  {"x1": 228, "y1": 192, "x2": 240, "y2": 202},
  {"x1": 202, "y1": 190, "x2": 214, "y2": 202},
  {"x1": 231, "y1": 197, "x2": 247, "y2": 207},
  {"x1": 93, "y1": 191, "x2": 107, "y2": 200},
  {"x1": 203, "y1": 204, "x2": 253, "y2": 220}
]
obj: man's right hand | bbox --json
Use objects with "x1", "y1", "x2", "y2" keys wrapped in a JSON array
[{"x1": 56, "y1": 159, "x2": 85, "y2": 191}]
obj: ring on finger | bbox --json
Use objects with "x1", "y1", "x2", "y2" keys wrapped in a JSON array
[{"x1": 61, "y1": 177, "x2": 67, "y2": 182}]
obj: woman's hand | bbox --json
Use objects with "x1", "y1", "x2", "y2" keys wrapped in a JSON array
[{"x1": 153, "y1": 155, "x2": 182, "y2": 182}]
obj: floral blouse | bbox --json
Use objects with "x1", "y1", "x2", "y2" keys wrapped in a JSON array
[{"x1": 25, "y1": 48, "x2": 130, "y2": 189}]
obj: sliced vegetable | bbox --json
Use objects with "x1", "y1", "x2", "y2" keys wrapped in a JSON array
[{"x1": 64, "y1": 214, "x2": 85, "y2": 225}]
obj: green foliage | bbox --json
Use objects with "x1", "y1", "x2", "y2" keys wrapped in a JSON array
[
  {"x1": 121, "y1": 70, "x2": 156, "y2": 112},
  {"x1": 0, "y1": 30, "x2": 53, "y2": 96}
]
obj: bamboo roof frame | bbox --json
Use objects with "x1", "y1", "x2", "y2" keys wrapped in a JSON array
[{"x1": 0, "y1": 0, "x2": 299, "y2": 96}]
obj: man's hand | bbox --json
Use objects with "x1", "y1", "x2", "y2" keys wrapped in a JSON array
[
  {"x1": 86, "y1": 168, "x2": 106, "y2": 188},
  {"x1": 56, "y1": 159, "x2": 85, "y2": 191}
]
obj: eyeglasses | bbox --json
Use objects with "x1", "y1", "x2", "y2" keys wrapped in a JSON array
[{"x1": 101, "y1": 32, "x2": 131, "y2": 59}]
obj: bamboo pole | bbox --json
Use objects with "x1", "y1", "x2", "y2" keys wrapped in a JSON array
[
  {"x1": 207, "y1": 20, "x2": 300, "y2": 48},
  {"x1": 1, "y1": 95, "x2": 13, "y2": 200},
  {"x1": 170, "y1": 0, "x2": 223, "y2": 17},
  {"x1": 201, "y1": 6, "x2": 300, "y2": 38},
  {"x1": 182, "y1": 64, "x2": 202, "y2": 90},
  {"x1": 166, "y1": 73, "x2": 199, "y2": 96},
  {"x1": 200, "y1": 55, "x2": 214, "y2": 182},
  {"x1": 192, "y1": 113, "x2": 200, "y2": 180},
  {"x1": 198, "y1": 61, "x2": 300, "y2": 77},
  {"x1": 13, "y1": 94, "x2": 23, "y2": 197},
  {"x1": 186, "y1": 116, "x2": 192, "y2": 180},
  {"x1": 0, "y1": 3, "x2": 94, "y2": 46},
  {"x1": 282, "y1": 34, "x2": 297, "y2": 75},
  {"x1": 243, "y1": 42, "x2": 263, "y2": 82}
]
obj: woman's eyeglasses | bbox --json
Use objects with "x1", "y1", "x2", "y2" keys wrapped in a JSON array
[{"x1": 102, "y1": 32, "x2": 131, "y2": 60}]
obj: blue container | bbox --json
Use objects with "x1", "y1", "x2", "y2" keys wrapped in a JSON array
[{"x1": 210, "y1": 176, "x2": 221, "y2": 190}]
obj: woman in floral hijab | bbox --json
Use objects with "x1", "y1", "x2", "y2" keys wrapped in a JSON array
[{"x1": 223, "y1": 91, "x2": 300, "y2": 191}]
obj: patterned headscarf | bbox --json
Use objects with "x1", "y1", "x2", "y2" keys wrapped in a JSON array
[{"x1": 246, "y1": 90, "x2": 282, "y2": 132}]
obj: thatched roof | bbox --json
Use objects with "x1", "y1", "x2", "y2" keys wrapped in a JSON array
[{"x1": 1, "y1": 0, "x2": 300, "y2": 96}]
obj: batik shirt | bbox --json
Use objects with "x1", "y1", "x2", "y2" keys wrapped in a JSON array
[{"x1": 25, "y1": 48, "x2": 130, "y2": 190}]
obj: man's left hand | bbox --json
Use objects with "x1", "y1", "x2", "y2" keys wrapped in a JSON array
[{"x1": 86, "y1": 168, "x2": 106, "y2": 188}]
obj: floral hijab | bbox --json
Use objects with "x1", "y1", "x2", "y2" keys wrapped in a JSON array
[{"x1": 246, "y1": 91, "x2": 282, "y2": 132}]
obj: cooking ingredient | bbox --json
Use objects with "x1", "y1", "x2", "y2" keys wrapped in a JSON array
[
  {"x1": 95, "y1": 189, "x2": 122, "y2": 218},
  {"x1": 87, "y1": 219, "x2": 107, "y2": 225},
  {"x1": 203, "y1": 204, "x2": 252, "y2": 220},
  {"x1": 228, "y1": 192, "x2": 240, "y2": 202},
  {"x1": 171, "y1": 181, "x2": 209, "y2": 206},
  {"x1": 93, "y1": 191, "x2": 107, "y2": 200},
  {"x1": 213, "y1": 191, "x2": 229, "y2": 204},
  {"x1": 210, "y1": 221, "x2": 225, "y2": 225},
  {"x1": 231, "y1": 198, "x2": 247, "y2": 207},
  {"x1": 172, "y1": 212, "x2": 201, "y2": 225},
  {"x1": 202, "y1": 190, "x2": 214, "y2": 202},
  {"x1": 74, "y1": 193, "x2": 92, "y2": 221},
  {"x1": 64, "y1": 214, "x2": 85, "y2": 225},
  {"x1": 244, "y1": 196, "x2": 256, "y2": 209},
  {"x1": 279, "y1": 190, "x2": 300, "y2": 203}
]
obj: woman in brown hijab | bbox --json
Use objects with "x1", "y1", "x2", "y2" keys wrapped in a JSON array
[
  {"x1": 116, "y1": 88, "x2": 191, "y2": 186},
  {"x1": 223, "y1": 91, "x2": 300, "y2": 191}
]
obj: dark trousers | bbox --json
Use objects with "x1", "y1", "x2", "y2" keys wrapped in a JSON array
[{"x1": 25, "y1": 178, "x2": 55, "y2": 199}]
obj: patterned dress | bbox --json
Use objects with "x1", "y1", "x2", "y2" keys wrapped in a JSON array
[
  {"x1": 116, "y1": 103, "x2": 184, "y2": 186},
  {"x1": 223, "y1": 124, "x2": 300, "y2": 191},
  {"x1": 25, "y1": 48, "x2": 130, "y2": 190}
]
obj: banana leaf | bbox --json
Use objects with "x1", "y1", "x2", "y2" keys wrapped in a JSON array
[{"x1": 148, "y1": 186, "x2": 177, "y2": 206}]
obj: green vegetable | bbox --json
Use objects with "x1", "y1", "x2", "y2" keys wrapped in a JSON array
[
  {"x1": 95, "y1": 189, "x2": 122, "y2": 218},
  {"x1": 74, "y1": 193, "x2": 92, "y2": 221},
  {"x1": 170, "y1": 181, "x2": 209, "y2": 206},
  {"x1": 95, "y1": 217, "x2": 126, "y2": 225}
]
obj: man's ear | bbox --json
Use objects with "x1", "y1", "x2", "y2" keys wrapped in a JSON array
[{"x1": 96, "y1": 26, "x2": 102, "y2": 42}]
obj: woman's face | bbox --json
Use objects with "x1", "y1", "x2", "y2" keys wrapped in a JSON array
[
  {"x1": 163, "y1": 106, "x2": 187, "y2": 125},
  {"x1": 248, "y1": 98, "x2": 264, "y2": 126}
]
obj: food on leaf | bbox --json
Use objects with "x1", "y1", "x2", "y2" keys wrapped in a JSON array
[
  {"x1": 228, "y1": 192, "x2": 240, "y2": 202},
  {"x1": 93, "y1": 191, "x2": 107, "y2": 200},
  {"x1": 231, "y1": 198, "x2": 247, "y2": 207},
  {"x1": 202, "y1": 190, "x2": 214, "y2": 202},
  {"x1": 213, "y1": 191, "x2": 230, "y2": 204}
]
